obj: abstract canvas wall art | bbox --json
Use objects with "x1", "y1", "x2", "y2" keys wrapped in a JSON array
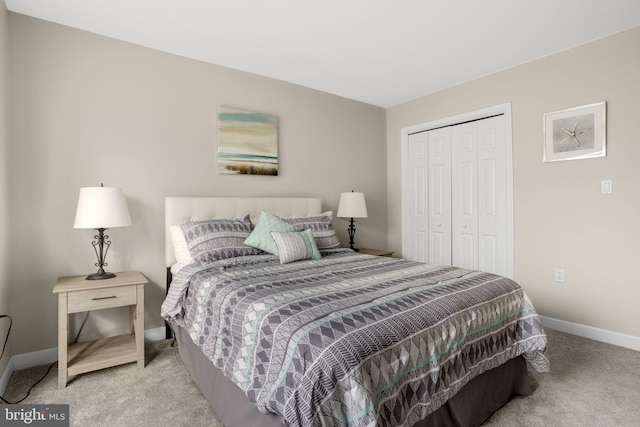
[{"x1": 218, "y1": 106, "x2": 278, "y2": 175}]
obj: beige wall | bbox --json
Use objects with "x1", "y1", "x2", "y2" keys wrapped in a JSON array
[
  {"x1": 7, "y1": 13, "x2": 387, "y2": 354},
  {"x1": 0, "y1": 2, "x2": 10, "y2": 373},
  {"x1": 387, "y1": 27, "x2": 640, "y2": 337},
  {"x1": 6, "y1": 11, "x2": 638, "y2": 357}
]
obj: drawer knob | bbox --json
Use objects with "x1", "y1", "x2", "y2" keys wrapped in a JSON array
[{"x1": 92, "y1": 295, "x2": 117, "y2": 301}]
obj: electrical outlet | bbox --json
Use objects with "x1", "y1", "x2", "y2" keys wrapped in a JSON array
[{"x1": 554, "y1": 268, "x2": 565, "y2": 283}]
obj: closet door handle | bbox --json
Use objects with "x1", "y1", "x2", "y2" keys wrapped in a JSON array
[{"x1": 462, "y1": 224, "x2": 467, "y2": 228}]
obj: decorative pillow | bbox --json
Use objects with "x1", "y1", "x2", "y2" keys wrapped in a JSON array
[
  {"x1": 282, "y1": 212, "x2": 341, "y2": 250},
  {"x1": 271, "y1": 229, "x2": 321, "y2": 264},
  {"x1": 244, "y1": 211, "x2": 299, "y2": 255},
  {"x1": 170, "y1": 225, "x2": 194, "y2": 265},
  {"x1": 180, "y1": 215, "x2": 260, "y2": 263}
]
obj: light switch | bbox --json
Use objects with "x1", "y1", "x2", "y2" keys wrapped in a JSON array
[{"x1": 601, "y1": 180, "x2": 613, "y2": 195}]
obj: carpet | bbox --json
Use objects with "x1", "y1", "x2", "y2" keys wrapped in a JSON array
[{"x1": 2, "y1": 339, "x2": 223, "y2": 426}]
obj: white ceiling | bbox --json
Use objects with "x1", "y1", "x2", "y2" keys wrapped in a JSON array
[{"x1": 5, "y1": 0, "x2": 640, "y2": 108}]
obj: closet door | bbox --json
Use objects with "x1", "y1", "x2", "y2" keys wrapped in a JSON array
[
  {"x1": 402, "y1": 106, "x2": 512, "y2": 278},
  {"x1": 406, "y1": 132, "x2": 429, "y2": 263},
  {"x1": 477, "y1": 116, "x2": 508, "y2": 276},
  {"x1": 451, "y1": 122, "x2": 479, "y2": 271},
  {"x1": 427, "y1": 128, "x2": 452, "y2": 265}
]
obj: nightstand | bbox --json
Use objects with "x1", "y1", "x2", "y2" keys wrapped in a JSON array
[
  {"x1": 358, "y1": 248, "x2": 394, "y2": 257},
  {"x1": 53, "y1": 271, "x2": 148, "y2": 388}
]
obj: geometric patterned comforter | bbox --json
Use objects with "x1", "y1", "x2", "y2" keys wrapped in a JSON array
[{"x1": 162, "y1": 250, "x2": 549, "y2": 427}]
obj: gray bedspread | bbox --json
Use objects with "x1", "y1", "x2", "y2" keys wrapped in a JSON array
[{"x1": 162, "y1": 250, "x2": 549, "y2": 427}]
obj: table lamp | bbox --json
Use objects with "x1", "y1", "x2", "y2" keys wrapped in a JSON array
[
  {"x1": 337, "y1": 191, "x2": 368, "y2": 251},
  {"x1": 74, "y1": 185, "x2": 131, "y2": 280}
]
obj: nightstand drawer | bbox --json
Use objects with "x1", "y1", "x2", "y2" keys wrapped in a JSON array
[{"x1": 67, "y1": 285, "x2": 137, "y2": 313}]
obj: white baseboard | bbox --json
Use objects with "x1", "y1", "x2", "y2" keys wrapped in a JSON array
[
  {"x1": 0, "y1": 326, "x2": 167, "y2": 397},
  {"x1": 144, "y1": 326, "x2": 167, "y2": 342},
  {"x1": 540, "y1": 316, "x2": 640, "y2": 351}
]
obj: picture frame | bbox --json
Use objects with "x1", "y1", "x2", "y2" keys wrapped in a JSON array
[
  {"x1": 217, "y1": 106, "x2": 279, "y2": 175},
  {"x1": 543, "y1": 101, "x2": 606, "y2": 162}
]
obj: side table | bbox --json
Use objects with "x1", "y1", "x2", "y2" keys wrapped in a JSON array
[
  {"x1": 53, "y1": 271, "x2": 147, "y2": 388},
  {"x1": 358, "y1": 248, "x2": 394, "y2": 257}
]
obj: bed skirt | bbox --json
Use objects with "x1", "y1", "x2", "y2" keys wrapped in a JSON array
[{"x1": 173, "y1": 325, "x2": 532, "y2": 427}]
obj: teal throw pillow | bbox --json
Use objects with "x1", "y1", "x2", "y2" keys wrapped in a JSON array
[{"x1": 244, "y1": 211, "x2": 299, "y2": 255}]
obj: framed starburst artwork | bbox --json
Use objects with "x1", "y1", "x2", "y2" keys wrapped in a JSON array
[{"x1": 543, "y1": 101, "x2": 606, "y2": 162}]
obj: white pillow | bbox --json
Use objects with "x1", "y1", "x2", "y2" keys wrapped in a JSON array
[{"x1": 170, "y1": 225, "x2": 194, "y2": 265}]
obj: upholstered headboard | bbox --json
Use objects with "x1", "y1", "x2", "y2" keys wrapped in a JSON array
[{"x1": 165, "y1": 197, "x2": 323, "y2": 267}]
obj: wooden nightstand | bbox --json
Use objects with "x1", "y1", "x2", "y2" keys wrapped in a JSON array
[
  {"x1": 53, "y1": 271, "x2": 148, "y2": 388},
  {"x1": 358, "y1": 248, "x2": 394, "y2": 257}
]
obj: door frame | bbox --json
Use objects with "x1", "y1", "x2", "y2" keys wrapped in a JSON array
[{"x1": 401, "y1": 103, "x2": 514, "y2": 278}]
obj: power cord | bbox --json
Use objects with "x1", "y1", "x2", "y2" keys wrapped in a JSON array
[
  {"x1": 75, "y1": 312, "x2": 90, "y2": 344},
  {"x1": 0, "y1": 315, "x2": 11, "y2": 366},
  {"x1": 0, "y1": 312, "x2": 89, "y2": 404}
]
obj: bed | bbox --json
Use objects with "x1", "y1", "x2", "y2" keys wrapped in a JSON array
[{"x1": 161, "y1": 196, "x2": 548, "y2": 427}]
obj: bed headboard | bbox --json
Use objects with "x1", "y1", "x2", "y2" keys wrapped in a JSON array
[{"x1": 165, "y1": 197, "x2": 323, "y2": 267}]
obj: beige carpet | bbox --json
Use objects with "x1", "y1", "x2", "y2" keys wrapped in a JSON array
[
  {"x1": 2, "y1": 329, "x2": 639, "y2": 426},
  {"x1": 2, "y1": 340, "x2": 223, "y2": 427}
]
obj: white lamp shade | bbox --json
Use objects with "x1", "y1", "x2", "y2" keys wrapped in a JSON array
[
  {"x1": 337, "y1": 192, "x2": 368, "y2": 218},
  {"x1": 74, "y1": 186, "x2": 132, "y2": 229}
]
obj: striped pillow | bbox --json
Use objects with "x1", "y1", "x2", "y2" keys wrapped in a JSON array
[
  {"x1": 282, "y1": 212, "x2": 341, "y2": 250},
  {"x1": 270, "y1": 229, "x2": 321, "y2": 264},
  {"x1": 180, "y1": 215, "x2": 260, "y2": 263}
]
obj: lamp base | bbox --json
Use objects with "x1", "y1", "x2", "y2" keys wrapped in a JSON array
[
  {"x1": 347, "y1": 218, "x2": 360, "y2": 253},
  {"x1": 85, "y1": 229, "x2": 116, "y2": 280},
  {"x1": 85, "y1": 270, "x2": 116, "y2": 280}
]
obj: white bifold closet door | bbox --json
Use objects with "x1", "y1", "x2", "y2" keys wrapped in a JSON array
[
  {"x1": 407, "y1": 115, "x2": 509, "y2": 277},
  {"x1": 427, "y1": 127, "x2": 452, "y2": 266}
]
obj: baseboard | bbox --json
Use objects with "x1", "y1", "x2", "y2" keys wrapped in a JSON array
[
  {"x1": 144, "y1": 326, "x2": 166, "y2": 342},
  {"x1": 0, "y1": 326, "x2": 167, "y2": 397},
  {"x1": 540, "y1": 316, "x2": 640, "y2": 351}
]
